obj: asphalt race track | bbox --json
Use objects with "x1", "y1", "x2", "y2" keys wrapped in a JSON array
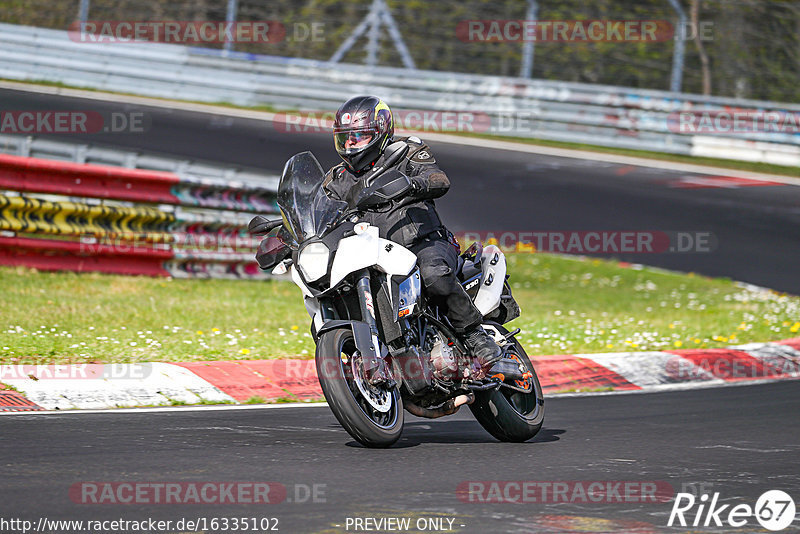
[
  {"x1": 2, "y1": 87, "x2": 800, "y2": 533},
  {"x1": 2, "y1": 382, "x2": 799, "y2": 533},
  {"x1": 2, "y1": 87, "x2": 800, "y2": 294}
]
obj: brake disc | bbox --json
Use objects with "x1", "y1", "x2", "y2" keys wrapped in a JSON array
[{"x1": 352, "y1": 356, "x2": 392, "y2": 413}]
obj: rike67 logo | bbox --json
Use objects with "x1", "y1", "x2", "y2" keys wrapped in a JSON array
[{"x1": 669, "y1": 490, "x2": 796, "y2": 531}]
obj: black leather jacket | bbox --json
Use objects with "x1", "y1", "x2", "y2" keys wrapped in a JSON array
[{"x1": 323, "y1": 136, "x2": 450, "y2": 246}]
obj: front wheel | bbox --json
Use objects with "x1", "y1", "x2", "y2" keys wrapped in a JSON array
[
  {"x1": 316, "y1": 328, "x2": 403, "y2": 448},
  {"x1": 469, "y1": 325, "x2": 545, "y2": 442}
]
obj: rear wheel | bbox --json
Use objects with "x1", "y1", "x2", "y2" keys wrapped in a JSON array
[
  {"x1": 316, "y1": 328, "x2": 403, "y2": 448},
  {"x1": 469, "y1": 325, "x2": 544, "y2": 442}
]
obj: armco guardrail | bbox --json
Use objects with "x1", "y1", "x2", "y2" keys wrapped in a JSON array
[
  {"x1": 1, "y1": 23, "x2": 799, "y2": 165},
  {"x1": 0, "y1": 140, "x2": 280, "y2": 279}
]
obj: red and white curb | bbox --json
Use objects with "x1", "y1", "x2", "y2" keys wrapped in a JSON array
[{"x1": 1, "y1": 338, "x2": 798, "y2": 412}]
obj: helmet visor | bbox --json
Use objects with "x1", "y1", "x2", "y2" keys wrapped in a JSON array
[{"x1": 334, "y1": 127, "x2": 377, "y2": 154}]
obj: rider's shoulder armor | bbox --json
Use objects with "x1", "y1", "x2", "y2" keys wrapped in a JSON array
[{"x1": 396, "y1": 136, "x2": 436, "y2": 165}]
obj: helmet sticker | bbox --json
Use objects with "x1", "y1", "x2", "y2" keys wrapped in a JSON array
[
  {"x1": 341, "y1": 112, "x2": 352, "y2": 124},
  {"x1": 374, "y1": 99, "x2": 390, "y2": 119}
]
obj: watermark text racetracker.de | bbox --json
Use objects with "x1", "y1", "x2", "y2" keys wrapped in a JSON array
[
  {"x1": 0, "y1": 110, "x2": 149, "y2": 134},
  {"x1": 456, "y1": 19, "x2": 713, "y2": 42},
  {"x1": 668, "y1": 110, "x2": 800, "y2": 135},
  {"x1": 0, "y1": 516, "x2": 280, "y2": 533},
  {"x1": 69, "y1": 481, "x2": 326, "y2": 505},
  {"x1": 665, "y1": 355, "x2": 800, "y2": 381},
  {"x1": 455, "y1": 231, "x2": 717, "y2": 254},
  {"x1": 0, "y1": 363, "x2": 155, "y2": 381},
  {"x1": 273, "y1": 110, "x2": 492, "y2": 134},
  {"x1": 67, "y1": 20, "x2": 325, "y2": 44},
  {"x1": 457, "y1": 480, "x2": 674, "y2": 503}
]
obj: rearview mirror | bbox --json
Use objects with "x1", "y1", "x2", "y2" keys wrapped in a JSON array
[
  {"x1": 382, "y1": 141, "x2": 409, "y2": 168},
  {"x1": 248, "y1": 215, "x2": 283, "y2": 235},
  {"x1": 365, "y1": 142, "x2": 410, "y2": 186},
  {"x1": 356, "y1": 170, "x2": 412, "y2": 209}
]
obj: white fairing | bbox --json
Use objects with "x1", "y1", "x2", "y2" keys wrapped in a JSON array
[
  {"x1": 329, "y1": 225, "x2": 416, "y2": 287},
  {"x1": 291, "y1": 264, "x2": 313, "y2": 298},
  {"x1": 473, "y1": 244, "x2": 506, "y2": 316},
  {"x1": 304, "y1": 297, "x2": 324, "y2": 331}
]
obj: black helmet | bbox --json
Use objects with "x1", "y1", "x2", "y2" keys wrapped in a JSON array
[{"x1": 333, "y1": 95, "x2": 394, "y2": 173}]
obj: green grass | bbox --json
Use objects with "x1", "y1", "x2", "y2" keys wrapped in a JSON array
[
  {"x1": 1, "y1": 256, "x2": 798, "y2": 365},
  {"x1": 4, "y1": 77, "x2": 800, "y2": 178},
  {"x1": 0, "y1": 266, "x2": 314, "y2": 364}
]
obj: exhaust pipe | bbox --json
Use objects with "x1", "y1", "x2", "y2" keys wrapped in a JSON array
[{"x1": 404, "y1": 393, "x2": 474, "y2": 419}]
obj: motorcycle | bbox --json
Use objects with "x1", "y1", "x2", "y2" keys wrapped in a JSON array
[{"x1": 250, "y1": 142, "x2": 544, "y2": 448}]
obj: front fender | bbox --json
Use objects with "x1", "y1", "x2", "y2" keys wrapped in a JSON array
[{"x1": 317, "y1": 320, "x2": 380, "y2": 371}]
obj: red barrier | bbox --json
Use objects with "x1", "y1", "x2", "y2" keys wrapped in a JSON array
[
  {"x1": 0, "y1": 154, "x2": 180, "y2": 204},
  {"x1": 0, "y1": 236, "x2": 171, "y2": 276}
]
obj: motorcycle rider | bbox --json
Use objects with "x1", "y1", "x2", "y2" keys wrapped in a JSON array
[{"x1": 322, "y1": 95, "x2": 502, "y2": 374}]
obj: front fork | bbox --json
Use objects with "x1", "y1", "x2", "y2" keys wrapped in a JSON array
[{"x1": 355, "y1": 270, "x2": 390, "y2": 382}]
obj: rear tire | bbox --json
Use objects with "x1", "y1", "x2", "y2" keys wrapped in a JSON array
[
  {"x1": 316, "y1": 328, "x2": 403, "y2": 448},
  {"x1": 469, "y1": 325, "x2": 544, "y2": 442}
]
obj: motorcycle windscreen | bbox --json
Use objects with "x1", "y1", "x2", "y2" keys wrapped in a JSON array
[{"x1": 277, "y1": 151, "x2": 348, "y2": 242}]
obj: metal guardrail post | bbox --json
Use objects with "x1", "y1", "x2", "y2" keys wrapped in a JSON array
[
  {"x1": 223, "y1": 0, "x2": 239, "y2": 55},
  {"x1": 366, "y1": 0, "x2": 381, "y2": 67},
  {"x1": 666, "y1": 0, "x2": 687, "y2": 93},
  {"x1": 78, "y1": 0, "x2": 90, "y2": 23},
  {"x1": 520, "y1": 0, "x2": 538, "y2": 79}
]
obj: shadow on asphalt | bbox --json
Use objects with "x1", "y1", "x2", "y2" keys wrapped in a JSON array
[{"x1": 342, "y1": 422, "x2": 566, "y2": 448}]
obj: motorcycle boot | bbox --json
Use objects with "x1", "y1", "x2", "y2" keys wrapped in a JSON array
[{"x1": 462, "y1": 325, "x2": 502, "y2": 370}]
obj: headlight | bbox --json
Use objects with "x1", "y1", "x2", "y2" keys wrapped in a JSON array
[{"x1": 297, "y1": 242, "x2": 330, "y2": 282}]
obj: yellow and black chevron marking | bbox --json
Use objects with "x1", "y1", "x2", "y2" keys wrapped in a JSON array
[{"x1": 0, "y1": 194, "x2": 175, "y2": 241}]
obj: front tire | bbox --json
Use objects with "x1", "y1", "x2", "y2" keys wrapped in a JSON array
[
  {"x1": 316, "y1": 328, "x2": 403, "y2": 448},
  {"x1": 469, "y1": 326, "x2": 544, "y2": 442}
]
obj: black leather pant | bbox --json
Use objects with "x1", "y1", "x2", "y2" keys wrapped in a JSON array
[{"x1": 410, "y1": 236, "x2": 483, "y2": 334}]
